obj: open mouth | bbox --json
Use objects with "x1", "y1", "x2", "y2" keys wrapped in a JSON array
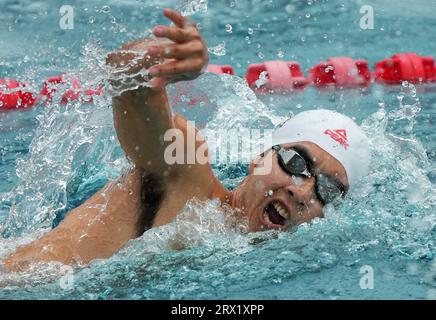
[{"x1": 261, "y1": 200, "x2": 290, "y2": 229}]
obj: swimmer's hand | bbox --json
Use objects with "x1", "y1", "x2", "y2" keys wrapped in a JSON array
[
  {"x1": 146, "y1": 8, "x2": 209, "y2": 89},
  {"x1": 106, "y1": 9, "x2": 208, "y2": 91},
  {"x1": 106, "y1": 38, "x2": 160, "y2": 91},
  {"x1": 106, "y1": 9, "x2": 212, "y2": 180}
]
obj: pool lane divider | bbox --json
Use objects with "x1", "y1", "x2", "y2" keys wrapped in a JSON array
[
  {"x1": 1, "y1": 52, "x2": 436, "y2": 111},
  {"x1": 210, "y1": 52, "x2": 436, "y2": 91},
  {"x1": 245, "y1": 60, "x2": 309, "y2": 93},
  {"x1": 309, "y1": 57, "x2": 371, "y2": 88},
  {"x1": 374, "y1": 53, "x2": 436, "y2": 84},
  {"x1": 0, "y1": 74, "x2": 102, "y2": 110}
]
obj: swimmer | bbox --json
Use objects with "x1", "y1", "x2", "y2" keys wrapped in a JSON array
[{"x1": 1, "y1": 9, "x2": 370, "y2": 270}]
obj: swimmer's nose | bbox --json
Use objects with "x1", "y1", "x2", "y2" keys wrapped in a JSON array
[{"x1": 285, "y1": 176, "x2": 316, "y2": 205}]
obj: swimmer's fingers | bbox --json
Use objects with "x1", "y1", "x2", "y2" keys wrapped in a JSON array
[
  {"x1": 148, "y1": 58, "x2": 203, "y2": 80},
  {"x1": 147, "y1": 8, "x2": 207, "y2": 89},
  {"x1": 150, "y1": 74, "x2": 196, "y2": 90},
  {"x1": 155, "y1": 9, "x2": 201, "y2": 43},
  {"x1": 147, "y1": 41, "x2": 204, "y2": 60},
  {"x1": 163, "y1": 8, "x2": 186, "y2": 28},
  {"x1": 152, "y1": 25, "x2": 198, "y2": 43}
]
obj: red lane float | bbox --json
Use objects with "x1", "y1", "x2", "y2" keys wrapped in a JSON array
[
  {"x1": 246, "y1": 60, "x2": 309, "y2": 92},
  {"x1": 310, "y1": 57, "x2": 371, "y2": 88},
  {"x1": 0, "y1": 79, "x2": 37, "y2": 110},
  {"x1": 207, "y1": 64, "x2": 234, "y2": 75},
  {"x1": 0, "y1": 75, "x2": 102, "y2": 111},
  {"x1": 41, "y1": 74, "x2": 103, "y2": 105},
  {"x1": 3, "y1": 52, "x2": 436, "y2": 111},
  {"x1": 375, "y1": 53, "x2": 436, "y2": 84}
]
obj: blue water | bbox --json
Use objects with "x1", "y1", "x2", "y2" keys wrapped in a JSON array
[{"x1": 0, "y1": 0, "x2": 435, "y2": 299}]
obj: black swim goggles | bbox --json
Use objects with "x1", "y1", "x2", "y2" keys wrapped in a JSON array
[{"x1": 271, "y1": 145, "x2": 347, "y2": 205}]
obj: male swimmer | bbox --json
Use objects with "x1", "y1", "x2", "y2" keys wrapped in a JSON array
[{"x1": 1, "y1": 9, "x2": 370, "y2": 270}]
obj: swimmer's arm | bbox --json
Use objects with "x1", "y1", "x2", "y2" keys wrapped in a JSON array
[
  {"x1": 107, "y1": 9, "x2": 208, "y2": 176},
  {"x1": 2, "y1": 169, "x2": 144, "y2": 270}
]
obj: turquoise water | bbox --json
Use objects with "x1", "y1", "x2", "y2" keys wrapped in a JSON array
[{"x1": 0, "y1": 0, "x2": 435, "y2": 299}]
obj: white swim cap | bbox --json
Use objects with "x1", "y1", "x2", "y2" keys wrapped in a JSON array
[{"x1": 266, "y1": 109, "x2": 370, "y2": 186}]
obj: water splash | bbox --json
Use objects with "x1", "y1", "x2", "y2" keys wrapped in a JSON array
[
  {"x1": 389, "y1": 81, "x2": 421, "y2": 134},
  {"x1": 208, "y1": 41, "x2": 226, "y2": 56},
  {"x1": 0, "y1": 40, "x2": 127, "y2": 238},
  {"x1": 177, "y1": 0, "x2": 208, "y2": 16},
  {"x1": 255, "y1": 71, "x2": 269, "y2": 88},
  {"x1": 1, "y1": 0, "x2": 435, "y2": 300},
  {"x1": 1, "y1": 74, "x2": 435, "y2": 298}
]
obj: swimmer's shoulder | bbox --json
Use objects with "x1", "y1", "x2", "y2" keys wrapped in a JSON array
[{"x1": 147, "y1": 115, "x2": 229, "y2": 227}]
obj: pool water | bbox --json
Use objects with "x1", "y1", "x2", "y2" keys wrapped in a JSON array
[{"x1": 0, "y1": 0, "x2": 435, "y2": 299}]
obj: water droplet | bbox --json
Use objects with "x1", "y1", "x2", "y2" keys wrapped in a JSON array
[
  {"x1": 292, "y1": 175, "x2": 304, "y2": 186},
  {"x1": 255, "y1": 71, "x2": 268, "y2": 87},
  {"x1": 88, "y1": 16, "x2": 96, "y2": 24},
  {"x1": 101, "y1": 5, "x2": 111, "y2": 13},
  {"x1": 208, "y1": 41, "x2": 226, "y2": 56},
  {"x1": 257, "y1": 52, "x2": 264, "y2": 59},
  {"x1": 178, "y1": 0, "x2": 208, "y2": 16},
  {"x1": 248, "y1": 28, "x2": 254, "y2": 35},
  {"x1": 225, "y1": 24, "x2": 232, "y2": 33},
  {"x1": 277, "y1": 50, "x2": 284, "y2": 58},
  {"x1": 305, "y1": 13, "x2": 311, "y2": 18},
  {"x1": 285, "y1": 4, "x2": 295, "y2": 13}
]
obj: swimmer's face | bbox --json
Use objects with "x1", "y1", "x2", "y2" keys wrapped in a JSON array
[{"x1": 233, "y1": 141, "x2": 349, "y2": 232}]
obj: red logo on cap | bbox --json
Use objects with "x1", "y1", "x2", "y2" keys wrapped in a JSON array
[{"x1": 324, "y1": 129, "x2": 349, "y2": 150}]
